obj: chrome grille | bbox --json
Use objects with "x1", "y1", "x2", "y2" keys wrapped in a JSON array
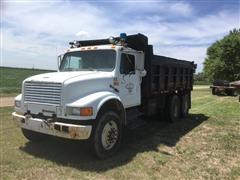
[{"x1": 24, "y1": 81, "x2": 62, "y2": 105}]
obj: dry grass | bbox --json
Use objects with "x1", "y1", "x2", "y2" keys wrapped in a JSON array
[
  {"x1": 0, "y1": 97, "x2": 14, "y2": 107},
  {"x1": 0, "y1": 87, "x2": 240, "y2": 179}
]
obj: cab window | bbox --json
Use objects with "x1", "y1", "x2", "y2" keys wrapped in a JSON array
[{"x1": 120, "y1": 53, "x2": 135, "y2": 74}]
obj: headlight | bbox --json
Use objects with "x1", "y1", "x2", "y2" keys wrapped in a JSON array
[
  {"x1": 66, "y1": 107, "x2": 93, "y2": 116},
  {"x1": 14, "y1": 100, "x2": 21, "y2": 107},
  {"x1": 66, "y1": 107, "x2": 80, "y2": 116}
]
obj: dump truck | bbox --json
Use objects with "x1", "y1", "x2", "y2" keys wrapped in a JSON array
[{"x1": 12, "y1": 33, "x2": 196, "y2": 158}]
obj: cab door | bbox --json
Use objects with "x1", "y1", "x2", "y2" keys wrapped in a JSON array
[{"x1": 118, "y1": 52, "x2": 141, "y2": 107}]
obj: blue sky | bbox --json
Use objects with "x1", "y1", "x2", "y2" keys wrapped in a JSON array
[{"x1": 1, "y1": 0, "x2": 239, "y2": 72}]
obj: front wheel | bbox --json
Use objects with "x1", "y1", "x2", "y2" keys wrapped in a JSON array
[{"x1": 93, "y1": 111, "x2": 122, "y2": 159}]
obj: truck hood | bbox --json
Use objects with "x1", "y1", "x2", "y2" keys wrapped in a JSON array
[
  {"x1": 24, "y1": 71, "x2": 111, "y2": 83},
  {"x1": 23, "y1": 71, "x2": 115, "y2": 105}
]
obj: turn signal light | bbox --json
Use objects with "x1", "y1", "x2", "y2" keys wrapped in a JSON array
[{"x1": 80, "y1": 107, "x2": 93, "y2": 116}]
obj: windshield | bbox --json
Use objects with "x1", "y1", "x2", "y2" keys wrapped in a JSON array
[{"x1": 60, "y1": 50, "x2": 116, "y2": 72}]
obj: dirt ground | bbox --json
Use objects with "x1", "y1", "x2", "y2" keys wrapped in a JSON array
[{"x1": 0, "y1": 97, "x2": 14, "y2": 107}]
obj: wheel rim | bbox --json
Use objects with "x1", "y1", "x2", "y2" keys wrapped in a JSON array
[{"x1": 101, "y1": 120, "x2": 119, "y2": 150}]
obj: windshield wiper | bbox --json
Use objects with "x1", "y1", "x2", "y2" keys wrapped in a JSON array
[{"x1": 87, "y1": 67, "x2": 98, "y2": 71}]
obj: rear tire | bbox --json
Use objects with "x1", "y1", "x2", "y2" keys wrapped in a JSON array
[
  {"x1": 180, "y1": 93, "x2": 189, "y2": 118},
  {"x1": 166, "y1": 95, "x2": 180, "y2": 122},
  {"x1": 21, "y1": 128, "x2": 46, "y2": 142},
  {"x1": 231, "y1": 90, "x2": 238, "y2": 96},
  {"x1": 93, "y1": 111, "x2": 122, "y2": 159}
]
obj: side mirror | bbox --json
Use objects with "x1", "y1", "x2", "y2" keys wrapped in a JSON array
[
  {"x1": 57, "y1": 54, "x2": 63, "y2": 70},
  {"x1": 140, "y1": 69, "x2": 147, "y2": 77}
]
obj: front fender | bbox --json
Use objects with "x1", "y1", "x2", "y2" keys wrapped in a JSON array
[{"x1": 66, "y1": 91, "x2": 121, "y2": 119}]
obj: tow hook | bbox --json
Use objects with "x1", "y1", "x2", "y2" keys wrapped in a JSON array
[
  {"x1": 43, "y1": 117, "x2": 57, "y2": 127},
  {"x1": 42, "y1": 119, "x2": 50, "y2": 127}
]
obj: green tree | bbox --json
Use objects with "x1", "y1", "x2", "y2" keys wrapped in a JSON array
[
  {"x1": 203, "y1": 28, "x2": 240, "y2": 82},
  {"x1": 194, "y1": 72, "x2": 209, "y2": 85}
]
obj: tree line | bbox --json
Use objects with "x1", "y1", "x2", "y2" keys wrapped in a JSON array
[{"x1": 195, "y1": 28, "x2": 240, "y2": 84}]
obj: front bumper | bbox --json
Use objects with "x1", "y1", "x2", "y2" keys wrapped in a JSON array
[{"x1": 12, "y1": 112, "x2": 92, "y2": 140}]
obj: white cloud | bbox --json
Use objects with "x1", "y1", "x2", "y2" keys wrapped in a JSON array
[
  {"x1": 119, "y1": 1, "x2": 193, "y2": 17},
  {"x1": 169, "y1": 2, "x2": 193, "y2": 16},
  {"x1": 1, "y1": 1, "x2": 239, "y2": 72},
  {"x1": 4, "y1": 1, "x2": 107, "y2": 37},
  {"x1": 2, "y1": 29, "x2": 59, "y2": 69},
  {"x1": 76, "y1": 31, "x2": 89, "y2": 37}
]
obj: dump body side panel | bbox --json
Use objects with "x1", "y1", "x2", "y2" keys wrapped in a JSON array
[{"x1": 141, "y1": 45, "x2": 196, "y2": 98}]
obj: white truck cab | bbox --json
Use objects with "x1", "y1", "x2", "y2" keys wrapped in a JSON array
[{"x1": 13, "y1": 34, "x2": 146, "y2": 158}]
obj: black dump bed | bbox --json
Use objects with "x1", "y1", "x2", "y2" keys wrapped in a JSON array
[
  {"x1": 73, "y1": 33, "x2": 196, "y2": 97},
  {"x1": 124, "y1": 34, "x2": 196, "y2": 98},
  {"x1": 143, "y1": 45, "x2": 196, "y2": 98}
]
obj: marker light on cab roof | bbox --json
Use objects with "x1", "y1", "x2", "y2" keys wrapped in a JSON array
[{"x1": 120, "y1": 33, "x2": 127, "y2": 41}]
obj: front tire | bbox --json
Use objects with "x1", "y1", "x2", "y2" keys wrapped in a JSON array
[{"x1": 93, "y1": 111, "x2": 122, "y2": 159}]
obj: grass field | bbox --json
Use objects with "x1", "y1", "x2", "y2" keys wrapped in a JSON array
[
  {"x1": 0, "y1": 67, "x2": 54, "y2": 95},
  {"x1": 0, "y1": 86, "x2": 239, "y2": 179}
]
